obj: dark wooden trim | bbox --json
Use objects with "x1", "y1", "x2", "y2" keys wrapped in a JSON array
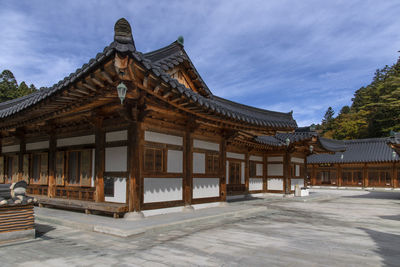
[
  {"x1": 220, "y1": 138, "x2": 227, "y2": 201},
  {"x1": 142, "y1": 200, "x2": 183, "y2": 210},
  {"x1": 104, "y1": 171, "x2": 128, "y2": 177},
  {"x1": 94, "y1": 118, "x2": 105, "y2": 202},
  {"x1": 183, "y1": 129, "x2": 193, "y2": 206},
  {"x1": 128, "y1": 119, "x2": 142, "y2": 212},
  {"x1": 192, "y1": 196, "x2": 221, "y2": 204},
  {"x1": 105, "y1": 140, "x2": 128, "y2": 147},
  {"x1": 47, "y1": 133, "x2": 57, "y2": 197}
]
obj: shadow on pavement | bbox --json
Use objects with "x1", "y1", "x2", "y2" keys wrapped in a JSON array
[
  {"x1": 380, "y1": 215, "x2": 400, "y2": 222},
  {"x1": 344, "y1": 191, "x2": 400, "y2": 200},
  {"x1": 35, "y1": 223, "x2": 56, "y2": 239},
  {"x1": 359, "y1": 227, "x2": 400, "y2": 267}
]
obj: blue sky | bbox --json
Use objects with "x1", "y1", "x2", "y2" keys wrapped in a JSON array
[{"x1": 1, "y1": 1, "x2": 399, "y2": 126}]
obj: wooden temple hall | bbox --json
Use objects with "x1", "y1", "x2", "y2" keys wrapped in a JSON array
[
  {"x1": 0, "y1": 18, "x2": 344, "y2": 217},
  {"x1": 307, "y1": 134, "x2": 400, "y2": 188}
]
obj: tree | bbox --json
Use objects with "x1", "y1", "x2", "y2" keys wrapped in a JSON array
[{"x1": 0, "y1": 70, "x2": 36, "y2": 102}]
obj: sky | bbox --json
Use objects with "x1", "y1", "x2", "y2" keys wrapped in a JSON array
[{"x1": 0, "y1": 0, "x2": 399, "y2": 126}]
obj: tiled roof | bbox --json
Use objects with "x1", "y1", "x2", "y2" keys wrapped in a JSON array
[
  {"x1": 255, "y1": 132, "x2": 346, "y2": 152},
  {"x1": 307, "y1": 137, "x2": 400, "y2": 164},
  {"x1": 0, "y1": 18, "x2": 297, "y2": 130}
]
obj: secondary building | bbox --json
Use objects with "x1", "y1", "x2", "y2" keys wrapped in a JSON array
[
  {"x1": 307, "y1": 135, "x2": 400, "y2": 188},
  {"x1": 0, "y1": 18, "x2": 343, "y2": 217}
]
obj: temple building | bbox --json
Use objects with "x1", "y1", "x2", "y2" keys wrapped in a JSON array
[
  {"x1": 307, "y1": 134, "x2": 400, "y2": 188},
  {"x1": 0, "y1": 18, "x2": 343, "y2": 218}
]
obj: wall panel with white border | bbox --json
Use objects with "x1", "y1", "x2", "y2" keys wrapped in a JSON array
[
  {"x1": 249, "y1": 178, "x2": 263, "y2": 191},
  {"x1": 144, "y1": 131, "x2": 182, "y2": 146},
  {"x1": 291, "y1": 157, "x2": 305, "y2": 164},
  {"x1": 295, "y1": 165, "x2": 301, "y2": 177},
  {"x1": 106, "y1": 130, "x2": 128, "y2": 142},
  {"x1": 249, "y1": 155, "x2": 263, "y2": 162},
  {"x1": 193, "y1": 178, "x2": 220, "y2": 199},
  {"x1": 193, "y1": 152, "x2": 205, "y2": 174},
  {"x1": 227, "y1": 152, "x2": 245, "y2": 160},
  {"x1": 105, "y1": 146, "x2": 127, "y2": 172},
  {"x1": 167, "y1": 150, "x2": 183, "y2": 173},
  {"x1": 226, "y1": 160, "x2": 229, "y2": 184},
  {"x1": 144, "y1": 178, "x2": 183, "y2": 203},
  {"x1": 57, "y1": 135, "x2": 95, "y2": 147},
  {"x1": 267, "y1": 164, "x2": 283, "y2": 176},
  {"x1": 2, "y1": 145, "x2": 20, "y2": 153},
  {"x1": 105, "y1": 178, "x2": 127, "y2": 203},
  {"x1": 193, "y1": 139, "x2": 219, "y2": 151},
  {"x1": 241, "y1": 162, "x2": 245, "y2": 184},
  {"x1": 26, "y1": 141, "x2": 49, "y2": 151},
  {"x1": 256, "y1": 163, "x2": 263, "y2": 176},
  {"x1": 291, "y1": 178, "x2": 304, "y2": 190},
  {"x1": 267, "y1": 156, "x2": 283, "y2": 162},
  {"x1": 268, "y1": 178, "x2": 284, "y2": 191}
]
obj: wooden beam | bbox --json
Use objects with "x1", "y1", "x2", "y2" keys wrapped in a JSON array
[
  {"x1": 127, "y1": 113, "x2": 143, "y2": 212},
  {"x1": 47, "y1": 132, "x2": 56, "y2": 198},
  {"x1": 183, "y1": 129, "x2": 193, "y2": 206},
  {"x1": 220, "y1": 138, "x2": 227, "y2": 202},
  {"x1": 82, "y1": 82, "x2": 97, "y2": 92},
  {"x1": 94, "y1": 117, "x2": 105, "y2": 202},
  {"x1": 91, "y1": 75, "x2": 105, "y2": 88},
  {"x1": 101, "y1": 71, "x2": 114, "y2": 84}
]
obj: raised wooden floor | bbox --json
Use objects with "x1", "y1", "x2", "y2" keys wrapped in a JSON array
[{"x1": 31, "y1": 195, "x2": 128, "y2": 218}]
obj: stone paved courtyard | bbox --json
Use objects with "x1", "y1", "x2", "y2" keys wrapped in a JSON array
[{"x1": 1, "y1": 189, "x2": 400, "y2": 267}]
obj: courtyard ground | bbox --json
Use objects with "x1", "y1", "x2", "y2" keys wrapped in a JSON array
[{"x1": 1, "y1": 189, "x2": 400, "y2": 267}]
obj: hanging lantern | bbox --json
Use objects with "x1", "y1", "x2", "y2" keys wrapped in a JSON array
[
  {"x1": 341, "y1": 153, "x2": 344, "y2": 160},
  {"x1": 117, "y1": 82, "x2": 127, "y2": 104},
  {"x1": 393, "y1": 150, "x2": 397, "y2": 160},
  {"x1": 309, "y1": 145, "x2": 314, "y2": 153},
  {"x1": 285, "y1": 138, "x2": 290, "y2": 147}
]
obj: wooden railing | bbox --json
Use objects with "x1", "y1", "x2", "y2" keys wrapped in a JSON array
[
  {"x1": 55, "y1": 186, "x2": 95, "y2": 201},
  {"x1": 27, "y1": 185, "x2": 48, "y2": 196},
  {"x1": 27, "y1": 185, "x2": 95, "y2": 201}
]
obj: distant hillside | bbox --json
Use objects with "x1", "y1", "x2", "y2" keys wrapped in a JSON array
[
  {"x1": 0, "y1": 70, "x2": 37, "y2": 103},
  {"x1": 317, "y1": 57, "x2": 400, "y2": 140}
]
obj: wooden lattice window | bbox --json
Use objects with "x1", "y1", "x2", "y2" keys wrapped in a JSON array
[
  {"x1": 5, "y1": 155, "x2": 19, "y2": 183},
  {"x1": 206, "y1": 153, "x2": 219, "y2": 174},
  {"x1": 67, "y1": 150, "x2": 92, "y2": 186},
  {"x1": 104, "y1": 177, "x2": 114, "y2": 197},
  {"x1": 30, "y1": 153, "x2": 48, "y2": 185},
  {"x1": 144, "y1": 147, "x2": 163, "y2": 172},
  {"x1": 249, "y1": 161, "x2": 256, "y2": 177},
  {"x1": 56, "y1": 151, "x2": 65, "y2": 186},
  {"x1": 0, "y1": 156, "x2": 4, "y2": 183}
]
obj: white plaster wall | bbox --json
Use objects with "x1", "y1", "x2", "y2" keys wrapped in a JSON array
[
  {"x1": 249, "y1": 178, "x2": 263, "y2": 191},
  {"x1": 249, "y1": 155, "x2": 263, "y2": 162},
  {"x1": 144, "y1": 178, "x2": 183, "y2": 203},
  {"x1": 267, "y1": 164, "x2": 283, "y2": 176},
  {"x1": 295, "y1": 165, "x2": 300, "y2": 177},
  {"x1": 167, "y1": 150, "x2": 183, "y2": 173},
  {"x1": 226, "y1": 160, "x2": 229, "y2": 184},
  {"x1": 193, "y1": 152, "x2": 205, "y2": 174},
  {"x1": 105, "y1": 178, "x2": 126, "y2": 203},
  {"x1": 291, "y1": 157, "x2": 305, "y2": 164},
  {"x1": 106, "y1": 130, "x2": 128, "y2": 142},
  {"x1": 267, "y1": 156, "x2": 283, "y2": 162},
  {"x1": 227, "y1": 152, "x2": 245, "y2": 160},
  {"x1": 2, "y1": 145, "x2": 20, "y2": 153},
  {"x1": 193, "y1": 178, "x2": 220, "y2": 199},
  {"x1": 193, "y1": 139, "x2": 219, "y2": 151},
  {"x1": 256, "y1": 163, "x2": 263, "y2": 176},
  {"x1": 291, "y1": 178, "x2": 304, "y2": 190},
  {"x1": 241, "y1": 162, "x2": 245, "y2": 184},
  {"x1": 144, "y1": 131, "x2": 182, "y2": 146},
  {"x1": 57, "y1": 135, "x2": 95, "y2": 147},
  {"x1": 26, "y1": 141, "x2": 49, "y2": 151},
  {"x1": 268, "y1": 178, "x2": 284, "y2": 190},
  {"x1": 105, "y1": 146, "x2": 127, "y2": 172}
]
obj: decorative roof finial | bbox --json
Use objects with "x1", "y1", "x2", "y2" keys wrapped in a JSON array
[
  {"x1": 177, "y1": 36, "x2": 184, "y2": 46},
  {"x1": 114, "y1": 18, "x2": 135, "y2": 49}
]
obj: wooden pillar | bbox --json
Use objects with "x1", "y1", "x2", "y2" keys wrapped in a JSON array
[
  {"x1": 245, "y1": 151, "x2": 249, "y2": 194},
  {"x1": 283, "y1": 150, "x2": 291, "y2": 194},
  {"x1": 128, "y1": 120, "x2": 142, "y2": 212},
  {"x1": 337, "y1": 164, "x2": 342, "y2": 187},
  {"x1": 392, "y1": 163, "x2": 396, "y2": 188},
  {"x1": 304, "y1": 156, "x2": 308, "y2": 188},
  {"x1": 263, "y1": 154, "x2": 268, "y2": 192},
  {"x1": 183, "y1": 129, "x2": 193, "y2": 206},
  {"x1": 47, "y1": 133, "x2": 57, "y2": 198},
  {"x1": 94, "y1": 118, "x2": 105, "y2": 202},
  {"x1": 220, "y1": 138, "x2": 227, "y2": 201},
  {"x1": 363, "y1": 164, "x2": 368, "y2": 187},
  {"x1": 17, "y1": 134, "x2": 25, "y2": 182}
]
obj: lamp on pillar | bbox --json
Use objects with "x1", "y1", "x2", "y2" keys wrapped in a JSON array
[
  {"x1": 393, "y1": 150, "x2": 397, "y2": 160},
  {"x1": 117, "y1": 81, "x2": 127, "y2": 104},
  {"x1": 309, "y1": 145, "x2": 314, "y2": 154},
  {"x1": 285, "y1": 137, "x2": 290, "y2": 147}
]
